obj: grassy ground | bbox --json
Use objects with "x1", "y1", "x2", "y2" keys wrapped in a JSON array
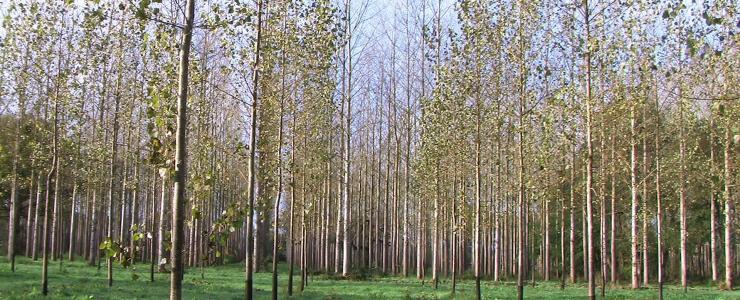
[{"x1": 1, "y1": 257, "x2": 738, "y2": 299}]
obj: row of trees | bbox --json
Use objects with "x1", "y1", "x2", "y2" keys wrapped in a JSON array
[{"x1": 1, "y1": 0, "x2": 737, "y2": 299}]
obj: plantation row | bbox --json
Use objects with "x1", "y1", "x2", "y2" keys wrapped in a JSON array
[{"x1": 0, "y1": 0, "x2": 737, "y2": 299}]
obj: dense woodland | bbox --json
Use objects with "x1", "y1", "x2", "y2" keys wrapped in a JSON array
[{"x1": 0, "y1": 0, "x2": 738, "y2": 299}]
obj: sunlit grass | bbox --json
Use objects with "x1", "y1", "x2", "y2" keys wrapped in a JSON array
[{"x1": 1, "y1": 257, "x2": 737, "y2": 299}]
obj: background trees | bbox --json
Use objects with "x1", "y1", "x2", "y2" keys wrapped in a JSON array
[{"x1": 0, "y1": 0, "x2": 737, "y2": 298}]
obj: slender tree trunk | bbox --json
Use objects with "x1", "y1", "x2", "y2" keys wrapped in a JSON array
[
  {"x1": 630, "y1": 98, "x2": 640, "y2": 290},
  {"x1": 599, "y1": 127, "x2": 606, "y2": 296},
  {"x1": 495, "y1": 137, "x2": 502, "y2": 282},
  {"x1": 300, "y1": 202, "x2": 306, "y2": 292},
  {"x1": 68, "y1": 184, "x2": 77, "y2": 261},
  {"x1": 169, "y1": 0, "x2": 195, "y2": 297},
  {"x1": 570, "y1": 146, "x2": 576, "y2": 284},
  {"x1": 432, "y1": 169, "x2": 439, "y2": 288},
  {"x1": 642, "y1": 102, "x2": 649, "y2": 287},
  {"x1": 654, "y1": 79, "x2": 663, "y2": 299},
  {"x1": 724, "y1": 122, "x2": 734, "y2": 290},
  {"x1": 561, "y1": 181, "x2": 566, "y2": 290},
  {"x1": 710, "y1": 116, "x2": 718, "y2": 282},
  {"x1": 270, "y1": 49, "x2": 285, "y2": 300},
  {"x1": 106, "y1": 18, "x2": 126, "y2": 288},
  {"x1": 545, "y1": 178, "x2": 551, "y2": 282},
  {"x1": 472, "y1": 40, "x2": 485, "y2": 294},
  {"x1": 287, "y1": 114, "x2": 296, "y2": 296},
  {"x1": 157, "y1": 174, "x2": 168, "y2": 272},
  {"x1": 42, "y1": 59, "x2": 62, "y2": 295},
  {"x1": 382, "y1": 86, "x2": 392, "y2": 274},
  {"x1": 475, "y1": 90, "x2": 482, "y2": 300},
  {"x1": 610, "y1": 136, "x2": 617, "y2": 283},
  {"x1": 246, "y1": 1, "x2": 264, "y2": 299},
  {"x1": 33, "y1": 175, "x2": 43, "y2": 261},
  {"x1": 6, "y1": 70, "x2": 24, "y2": 271},
  {"x1": 678, "y1": 93, "x2": 687, "y2": 292},
  {"x1": 451, "y1": 172, "x2": 458, "y2": 294},
  {"x1": 342, "y1": 0, "x2": 352, "y2": 277},
  {"x1": 88, "y1": 189, "x2": 98, "y2": 265},
  {"x1": 583, "y1": 2, "x2": 595, "y2": 297},
  {"x1": 583, "y1": 186, "x2": 587, "y2": 282},
  {"x1": 41, "y1": 167, "x2": 54, "y2": 295},
  {"x1": 402, "y1": 8, "x2": 413, "y2": 279},
  {"x1": 25, "y1": 171, "x2": 35, "y2": 258},
  {"x1": 335, "y1": 112, "x2": 342, "y2": 274},
  {"x1": 130, "y1": 159, "x2": 139, "y2": 264},
  {"x1": 517, "y1": 1, "x2": 527, "y2": 298}
]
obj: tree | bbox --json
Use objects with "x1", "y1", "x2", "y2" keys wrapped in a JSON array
[
  {"x1": 341, "y1": 0, "x2": 352, "y2": 278},
  {"x1": 169, "y1": 0, "x2": 196, "y2": 298},
  {"x1": 271, "y1": 8, "x2": 287, "y2": 296},
  {"x1": 581, "y1": 0, "x2": 596, "y2": 297},
  {"x1": 246, "y1": 0, "x2": 265, "y2": 299}
]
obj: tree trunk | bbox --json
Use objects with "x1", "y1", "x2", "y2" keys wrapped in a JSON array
[
  {"x1": 517, "y1": 1, "x2": 527, "y2": 298},
  {"x1": 157, "y1": 174, "x2": 168, "y2": 272},
  {"x1": 724, "y1": 122, "x2": 734, "y2": 290},
  {"x1": 610, "y1": 136, "x2": 617, "y2": 283},
  {"x1": 42, "y1": 58, "x2": 62, "y2": 295},
  {"x1": 475, "y1": 89, "x2": 482, "y2": 300},
  {"x1": 271, "y1": 46, "x2": 286, "y2": 299},
  {"x1": 710, "y1": 115, "x2": 718, "y2": 282},
  {"x1": 169, "y1": 0, "x2": 195, "y2": 297},
  {"x1": 246, "y1": 1, "x2": 264, "y2": 299},
  {"x1": 642, "y1": 102, "x2": 649, "y2": 287},
  {"x1": 6, "y1": 68, "x2": 24, "y2": 271},
  {"x1": 287, "y1": 114, "x2": 296, "y2": 296},
  {"x1": 654, "y1": 79, "x2": 663, "y2": 299},
  {"x1": 68, "y1": 184, "x2": 77, "y2": 261},
  {"x1": 341, "y1": 0, "x2": 352, "y2": 278},
  {"x1": 679, "y1": 94, "x2": 687, "y2": 292},
  {"x1": 25, "y1": 171, "x2": 35, "y2": 258},
  {"x1": 570, "y1": 146, "x2": 576, "y2": 284},
  {"x1": 583, "y1": 3, "x2": 595, "y2": 297},
  {"x1": 630, "y1": 99, "x2": 639, "y2": 289},
  {"x1": 33, "y1": 174, "x2": 43, "y2": 261}
]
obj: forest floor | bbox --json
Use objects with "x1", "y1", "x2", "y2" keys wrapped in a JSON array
[{"x1": 1, "y1": 257, "x2": 738, "y2": 299}]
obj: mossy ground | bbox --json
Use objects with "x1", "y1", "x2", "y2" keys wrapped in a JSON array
[{"x1": 1, "y1": 257, "x2": 738, "y2": 299}]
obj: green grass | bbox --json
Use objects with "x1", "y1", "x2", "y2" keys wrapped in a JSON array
[{"x1": 1, "y1": 257, "x2": 738, "y2": 299}]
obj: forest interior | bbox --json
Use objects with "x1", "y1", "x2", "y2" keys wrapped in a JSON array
[{"x1": 0, "y1": 0, "x2": 738, "y2": 299}]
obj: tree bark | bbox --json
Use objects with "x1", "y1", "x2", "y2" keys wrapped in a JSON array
[
  {"x1": 642, "y1": 101, "x2": 649, "y2": 287},
  {"x1": 157, "y1": 174, "x2": 168, "y2": 272},
  {"x1": 630, "y1": 97, "x2": 640, "y2": 289},
  {"x1": 271, "y1": 42, "x2": 286, "y2": 299},
  {"x1": 342, "y1": 0, "x2": 352, "y2": 277},
  {"x1": 42, "y1": 55, "x2": 62, "y2": 295},
  {"x1": 654, "y1": 79, "x2": 663, "y2": 299},
  {"x1": 710, "y1": 115, "x2": 718, "y2": 282},
  {"x1": 570, "y1": 145, "x2": 576, "y2": 284},
  {"x1": 170, "y1": 0, "x2": 195, "y2": 297},
  {"x1": 610, "y1": 135, "x2": 617, "y2": 283},
  {"x1": 246, "y1": 1, "x2": 264, "y2": 299},
  {"x1": 583, "y1": 2, "x2": 595, "y2": 297},
  {"x1": 724, "y1": 122, "x2": 734, "y2": 290},
  {"x1": 287, "y1": 113, "x2": 296, "y2": 296},
  {"x1": 679, "y1": 92, "x2": 687, "y2": 292},
  {"x1": 6, "y1": 63, "x2": 25, "y2": 271},
  {"x1": 25, "y1": 171, "x2": 35, "y2": 258}
]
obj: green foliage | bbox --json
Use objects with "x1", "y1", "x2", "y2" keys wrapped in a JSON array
[{"x1": 99, "y1": 238, "x2": 122, "y2": 259}]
